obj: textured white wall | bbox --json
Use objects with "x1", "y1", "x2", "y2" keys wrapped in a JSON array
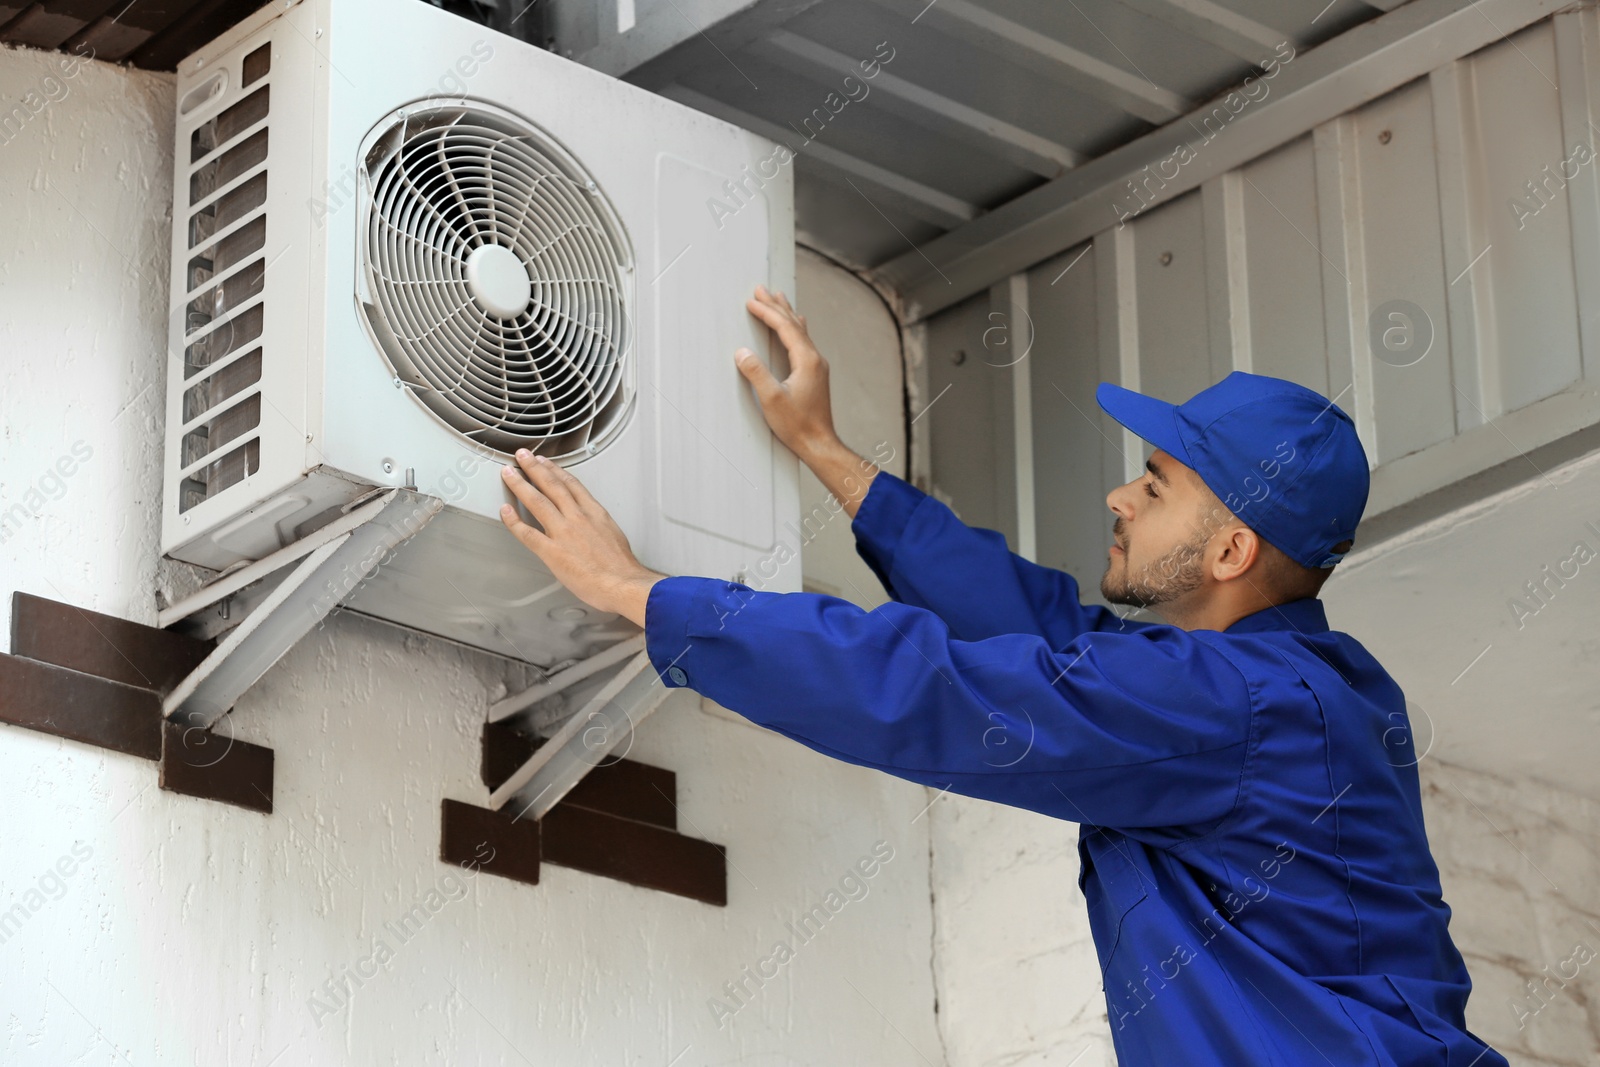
[
  {"x1": 0, "y1": 44, "x2": 944, "y2": 1067},
  {"x1": 1419, "y1": 759, "x2": 1600, "y2": 1067},
  {"x1": 0, "y1": 43, "x2": 172, "y2": 628},
  {"x1": 930, "y1": 797, "x2": 1110, "y2": 1067}
]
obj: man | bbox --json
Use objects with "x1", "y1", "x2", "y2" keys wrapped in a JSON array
[{"x1": 498, "y1": 286, "x2": 1504, "y2": 1066}]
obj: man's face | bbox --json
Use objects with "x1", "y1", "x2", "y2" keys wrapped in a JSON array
[{"x1": 1100, "y1": 451, "x2": 1228, "y2": 609}]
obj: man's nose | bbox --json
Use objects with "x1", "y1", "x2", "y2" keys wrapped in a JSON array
[{"x1": 1106, "y1": 480, "x2": 1134, "y2": 520}]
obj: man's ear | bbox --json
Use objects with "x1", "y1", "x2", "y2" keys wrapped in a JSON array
[{"x1": 1210, "y1": 523, "x2": 1260, "y2": 584}]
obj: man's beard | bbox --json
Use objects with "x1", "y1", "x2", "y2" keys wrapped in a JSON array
[{"x1": 1100, "y1": 522, "x2": 1210, "y2": 609}]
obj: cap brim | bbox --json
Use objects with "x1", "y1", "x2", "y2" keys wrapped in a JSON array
[{"x1": 1095, "y1": 383, "x2": 1193, "y2": 467}]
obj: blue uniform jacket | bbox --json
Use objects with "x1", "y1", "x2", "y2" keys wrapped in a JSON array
[{"x1": 643, "y1": 471, "x2": 1505, "y2": 1067}]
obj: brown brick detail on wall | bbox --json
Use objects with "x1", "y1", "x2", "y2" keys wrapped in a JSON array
[
  {"x1": 481, "y1": 721, "x2": 678, "y2": 830},
  {"x1": 567, "y1": 759, "x2": 678, "y2": 831},
  {"x1": 11, "y1": 592, "x2": 215, "y2": 696},
  {"x1": 159, "y1": 720, "x2": 274, "y2": 814},
  {"x1": 440, "y1": 799, "x2": 541, "y2": 887},
  {"x1": 481, "y1": 718, "x2": 539, "y2": 793},
  {"x1": 542, "y1": 804, "x2": 727, "y2": 907},
  {"x1": 0, "y1": 653, "x2": 163, "y2": 759}
]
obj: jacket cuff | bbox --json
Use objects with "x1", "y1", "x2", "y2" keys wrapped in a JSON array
[
  {"x1": 643, "y1": 574, "x2": 747, "y2": 690},
  {"x1": 850, "y1": 471, "x2": 927, "y2": 591}
]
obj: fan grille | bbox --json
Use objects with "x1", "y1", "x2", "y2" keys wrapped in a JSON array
[{"x1": 359, "y1": 104, "x2": 634, "y2": 459}]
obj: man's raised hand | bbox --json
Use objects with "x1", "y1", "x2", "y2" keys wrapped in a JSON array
[
  {"x1": 737, "y1": 285, "x2": 839, "y2": 461},
  {"x1": 738, "y1": 285, "x2": 881, "y2": 519}
]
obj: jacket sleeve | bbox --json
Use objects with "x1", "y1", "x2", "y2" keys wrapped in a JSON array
[
  {"x1": 644, "y1": 574, "x2": 1253, "y2": 830},
  {"x1": 852, "y1": 472, "x2": 1147, "y2": 647}
]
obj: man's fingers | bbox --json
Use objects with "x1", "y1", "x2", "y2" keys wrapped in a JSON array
[
  {"x1": 549, "y1": 458, "x2": 608, "y2": 519},
  {"x1": 513, "y1": 450, "x2": 580, "y2": 514},
  {"x1": 501, "y1": 463, "x2": 560, "y2": 526},
  {"x1": 746, "y1": 297, "x2": 819, "y2": 368},
  {"x1": 499, "y1": 502, "x2": 552, "y2": 554},
  {"x1": 735, "y1": 346, "x2": 784, "y2": 403},
  {"x1": 748, "y1": 288, "x2": 800, "y2": 330}
]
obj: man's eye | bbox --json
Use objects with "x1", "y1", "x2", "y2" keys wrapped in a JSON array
[{"x1": 1144, "y1": 481, "x2": 1158, "y2": 499}]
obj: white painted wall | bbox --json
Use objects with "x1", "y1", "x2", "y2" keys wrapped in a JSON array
[
  {"x1": 0, "y1": 43, "x2": 944, "y2": 1066},
  {"x1": 1418, "y1": 759, "x2": 1600, "y2": 1067},
  {"x1": 929, "y1": 796, "x2": 1110, "y2": 1067}
]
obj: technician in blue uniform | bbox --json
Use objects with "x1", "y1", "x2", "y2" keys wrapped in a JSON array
[{"x1": 497, "y1": 286, "x2": 1504, "y2": 1066}]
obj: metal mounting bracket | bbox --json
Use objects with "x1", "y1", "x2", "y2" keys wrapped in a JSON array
[
  {"x1": 488, "y1": 639, "x2": 673, "y2": 821},
  {"x1": 487, "y1": 633, "x2": 645, "y2": 723},
  {"x1": 160, "y1": 489, "x2": 443, "y2": 728}
]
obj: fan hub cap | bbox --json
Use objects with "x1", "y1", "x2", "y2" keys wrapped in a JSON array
[{"x1": 465, "y1": 244, "x2": 533, "y2": 319}]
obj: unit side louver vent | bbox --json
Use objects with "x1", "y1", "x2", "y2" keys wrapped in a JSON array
[
  {"x1": 356, "y1": 103, "x2": 635, "y2": 461},
  {"x1": 176, "y1": 42, "x2": 272, "y2": 515}
]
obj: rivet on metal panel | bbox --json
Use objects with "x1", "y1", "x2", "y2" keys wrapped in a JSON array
[
  {"x1": 1379, "y1": 130, "x2": 1393, "y2": 144},
  {"x1": 1159, "y1": 251, "x2": 1173, "y2": 266},
  {"x1": 952, "y1": 349, "x2": 966, "y2": 365}
]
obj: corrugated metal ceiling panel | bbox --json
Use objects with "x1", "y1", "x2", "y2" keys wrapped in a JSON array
[
  {"x1": 552, "y1": 0, "x2": 1388, "y2": 278},
  {"x1": 0, "y1": 0, "x2": 545, "y2": 69}
]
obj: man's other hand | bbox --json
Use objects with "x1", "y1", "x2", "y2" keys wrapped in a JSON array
[
  {"x1": 738, "y1": 285, "x2": 840, "y2": 459},
  {"x1": 739, "y1": 285, "x2": 881, "y2": 518},
  {"x1": 499, "y1": 450, "x2": 664, "y2": 628}
]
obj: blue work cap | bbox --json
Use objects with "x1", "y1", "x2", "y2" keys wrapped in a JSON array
[{"x1": 1096, "y1": 372, "x2": 1371, "y2": 569}]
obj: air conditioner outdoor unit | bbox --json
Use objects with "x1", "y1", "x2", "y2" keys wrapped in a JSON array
[{"x1": 161, "y1": 0, "x2": 800, "y2": 669}]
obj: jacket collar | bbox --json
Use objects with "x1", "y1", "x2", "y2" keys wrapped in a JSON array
[{"x1": 1224, "y1": 597, "x2": 1329, "y2": 636}]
